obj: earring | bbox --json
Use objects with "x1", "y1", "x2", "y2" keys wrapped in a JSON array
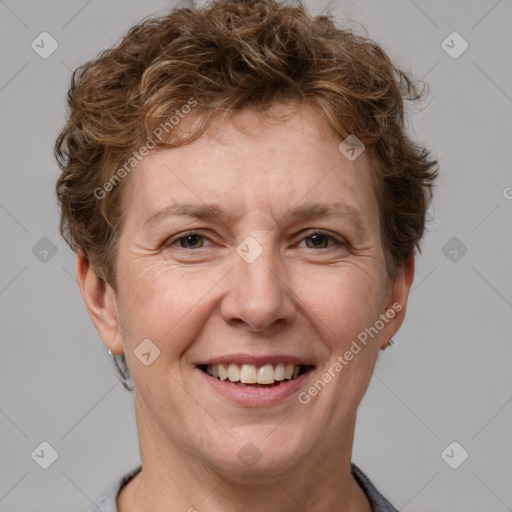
[
  {"x1": 385, "y1": 338, "x2": 395, "y2": 349},
  {"x1": 108, "y1": 349, "x2": 133, "y2": 391}
]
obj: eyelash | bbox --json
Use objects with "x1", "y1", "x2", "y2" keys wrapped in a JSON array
[{"x1": 165, "y1": 229, "x2": 345, "y2": 250}]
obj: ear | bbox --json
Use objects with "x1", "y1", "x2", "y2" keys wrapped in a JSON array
[
  {"x1": 378, "y1": 253, "x2": 415, "y2": 350},
  {"x1": 75, "y1": 251, "x2": 124, "y2": 355}
]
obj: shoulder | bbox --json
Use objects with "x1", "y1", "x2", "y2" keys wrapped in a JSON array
[{"x1": 351, "y1": 462, "x2": 399, "y2": 512}]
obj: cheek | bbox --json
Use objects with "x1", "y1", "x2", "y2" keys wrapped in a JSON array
[
  {"x1": 115, "y1": 258, "x2": 221, "y2": 357},
  {"x1": 301, "y1": 270, "x2": 383, "y2": 416},
  {"x1": 294, "y1": 263, "x2": 385, "y2": 349},
  {"x1": 319, "y1": 268, "x2": 385, "y2": 400}
]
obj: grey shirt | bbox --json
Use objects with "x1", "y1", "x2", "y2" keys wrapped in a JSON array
[{"x1": 89, "y1": 463, "x2": 398, "y2": 512}]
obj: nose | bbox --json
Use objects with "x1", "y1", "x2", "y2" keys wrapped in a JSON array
[{"x1": 220, "y1": 241, "x2": 296, "y2": 333}]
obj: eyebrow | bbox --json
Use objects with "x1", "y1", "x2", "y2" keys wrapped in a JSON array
[
  {"x1": 282, "y1": 202, "x2": 368, "y2": 236},
  {"x1": 143, "y1": 201, "x2": 368, "y2": 234},
  {"x1": 143, "y1": 202, "x2": 229, "y2": 229}
]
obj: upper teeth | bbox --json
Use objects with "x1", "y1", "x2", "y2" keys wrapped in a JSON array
[{"x1": 205, "y1": 363, "x2": 301, "y2": 384}]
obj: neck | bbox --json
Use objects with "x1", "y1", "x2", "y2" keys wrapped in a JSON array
[{"x1": 118, "y1": 401, "x2": 372, "y2": 512}]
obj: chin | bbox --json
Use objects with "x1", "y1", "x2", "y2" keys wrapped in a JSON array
[{"x1": 202, "y1": 425, "x2": 311, "y2": 478}]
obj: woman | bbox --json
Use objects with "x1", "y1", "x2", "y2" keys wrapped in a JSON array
[{"x1": 55, "y1": 0, "x2": 438, "y2": 510}]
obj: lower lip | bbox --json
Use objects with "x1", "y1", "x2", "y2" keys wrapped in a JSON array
[{"x1": 197, "y1": 368, "x2": 314, "y2": 406}]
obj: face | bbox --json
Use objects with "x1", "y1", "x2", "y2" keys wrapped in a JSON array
[{"x1": 84, "y1": 103, "x2": 412, "y2": 478}]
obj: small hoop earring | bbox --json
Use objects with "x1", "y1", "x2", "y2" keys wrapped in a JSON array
[{"x1": 385, "y1": 338, "x2": 395, "y2": 349}]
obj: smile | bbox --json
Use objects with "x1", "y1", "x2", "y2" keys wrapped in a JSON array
[{"x1": 199, "y1": 363, "x2": 311, "y2": 387}]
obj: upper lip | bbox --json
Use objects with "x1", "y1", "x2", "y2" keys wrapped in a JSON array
[{"x1": 197, "y1": 353, "x2": 315, "y2": 367}]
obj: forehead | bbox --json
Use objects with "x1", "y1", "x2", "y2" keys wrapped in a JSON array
[{"x1": 122, "y1": 103, "x2": 380, "y2": 235}]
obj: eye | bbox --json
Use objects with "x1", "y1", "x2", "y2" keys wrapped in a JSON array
[
  {"x1": 164, "y1": 230, "x2": 344, "y2": 252},
  {"x1": 167, "y1": 231, "x2": 211, "y2": 250},
  {"x1": 299, "y1": 230, "x2": 344, "y2": 249}
]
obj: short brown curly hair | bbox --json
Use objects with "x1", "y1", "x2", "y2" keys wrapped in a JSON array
[{"x1": 55, "y1": 0, "x2": 437, "y2": 288}]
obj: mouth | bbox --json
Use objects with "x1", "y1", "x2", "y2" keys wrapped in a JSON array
[
  {"x1": 195, "y1": 354, "x2": 316, "y2": 405},
  {"x1": 197, "y1": 363, "x2": 314, "y2": 388}
]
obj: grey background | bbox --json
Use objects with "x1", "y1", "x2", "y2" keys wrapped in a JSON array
[{"x1": 1, "y1": 0, "x2": 511, "y2": 510}]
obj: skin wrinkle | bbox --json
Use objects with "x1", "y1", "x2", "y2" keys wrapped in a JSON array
[
  {"x1": 54, "y1": 3, "x2": 439, "y2": 508},
  {"x1": 76, "y1": 103, "x2": 414, "y2": 512},
  {"x1": 56, "y1": 1, "x2": 438, "y2": 291}
]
